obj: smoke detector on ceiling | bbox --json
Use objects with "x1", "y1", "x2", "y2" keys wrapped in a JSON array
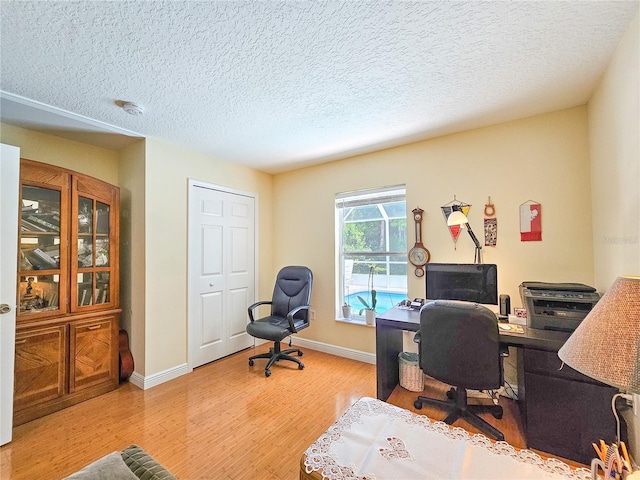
[{"x1": 122, "y1": 102, "x2": 144, "y2": 116}]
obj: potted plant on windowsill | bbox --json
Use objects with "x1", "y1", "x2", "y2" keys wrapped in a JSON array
[
  {"x1": 342, "y1": 302, "x2": 351, "y2": 319},
  {"x1": 342, "y1": 285, "x2": 352, "y2": 319},
  {"x1": 357, "y1": 266, "x2": 377, "y2": 325}
]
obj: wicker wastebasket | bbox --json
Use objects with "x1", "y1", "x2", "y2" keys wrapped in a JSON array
[{"x1": 398, "y1": 352, "x2": 423, "y2": 392}]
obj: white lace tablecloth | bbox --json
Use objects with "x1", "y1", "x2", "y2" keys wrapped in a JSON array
[{"x1": 303, "y1": 397, "x2": 591, "y2": 480}]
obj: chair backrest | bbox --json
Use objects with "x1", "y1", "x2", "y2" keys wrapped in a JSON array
[
  {"x1": 419, "y1": 300, "x2": 502, "y2": 391},
  {"x1": 271, "y1": 266, "x2": 313, "y2": 322}
]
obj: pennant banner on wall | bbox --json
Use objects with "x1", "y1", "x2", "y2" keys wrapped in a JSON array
[
  {"x1": 520, "y1": 200, "x2": 542, "y2": 241},
  {"x1": 441, "y1": 199, "x2": 471, "y2": 246}
]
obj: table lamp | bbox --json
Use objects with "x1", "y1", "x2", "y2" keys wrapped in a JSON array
[
  {"x1": 446, "y1": 205, "x2": 482, "y2": 263},
  {"x1": 558, "y1": 275, "x2": 640, "y2": 466}
]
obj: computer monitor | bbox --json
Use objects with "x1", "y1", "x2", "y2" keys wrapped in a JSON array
[{"x1": 425, "y1": 263, "x2": 498, "y2": 305}]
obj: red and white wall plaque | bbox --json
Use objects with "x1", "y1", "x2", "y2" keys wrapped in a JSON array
[{"x1": 520, "y1": 200, "x2": 542, "y2": 241}]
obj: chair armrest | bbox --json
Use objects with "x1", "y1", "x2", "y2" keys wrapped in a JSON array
[
  {"x1": 286, "y1": 305, "x2": 310, "y2": 333},
  {"x1": 248, "y1": 300, "x2": 272, "y2": 322}
]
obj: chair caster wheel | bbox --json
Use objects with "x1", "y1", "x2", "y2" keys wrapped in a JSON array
[
  {"x1": 265, "y1": 369, "x2": 271, "y2": 377},
  {"x1": 248, "y1": 359, "x2": 254, "y2": 366},
  {"x1": 414, "y1": 400, "x2": 423, "y2": 409},
  {"x1": 298, "y1": 350, "x2": 303, "y2": 357},
  {"x1": 493, "y1": 410, "x2": 503, "y2": 419},
  {"x1": 446, "y1": 388, "x2": 455, "y2": 400},
  {"x1": 298, "y1": 363, "x2": 304, "y2": 370}
]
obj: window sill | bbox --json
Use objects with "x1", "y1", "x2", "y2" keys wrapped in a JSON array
[{"x1": 335, "y1": 317, "x2": 376, "y2": 327}]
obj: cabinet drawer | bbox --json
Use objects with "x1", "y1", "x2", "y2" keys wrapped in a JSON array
[
  {"x1": 69, "y1": 317, "x2": 118, "y2": 393},
  {"x1": 524, "y1": 348, "x2": 607, "y2": 384},
  {"x1": 524, "y1": 371, "x2": 616, "y2": 464},
  {"x1": 14, "y1": 325, "x2": 68, "y2": 411}
]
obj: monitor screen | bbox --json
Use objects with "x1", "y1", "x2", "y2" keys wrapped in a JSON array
[{"x1": 425, "y1": 263, "x2": 498, "y2": 305}]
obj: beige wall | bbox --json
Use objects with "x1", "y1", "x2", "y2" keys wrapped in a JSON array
[
  {"x1": 142, "y1": 138, "x2": 274, "y2": 375},
  {"x1": 118, "y1": 139, "x2": 146, "y2": 373},
  {"x1": 0, "y1": 123, "x2": 120, "y2": 184},
  {"x1": 589, "y1": 11, "x2": 639, "y2": 288},
  {"x1": 274, "y1": 106, "x2": 595, "y2": 354},
  {"x1": 588, "y1": 11, "x2": 640, "y2": 460}
]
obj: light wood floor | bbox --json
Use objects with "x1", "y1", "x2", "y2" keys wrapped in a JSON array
[{"x1": 1, "y1": 346, "x2": 581, "y2": 479}]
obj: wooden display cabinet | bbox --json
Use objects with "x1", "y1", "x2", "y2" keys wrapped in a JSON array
[{"x1": 14, "y1": 159, "x2": 120, "y2": 426}]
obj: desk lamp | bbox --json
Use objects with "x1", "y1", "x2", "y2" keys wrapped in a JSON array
[
  {"x1": 558, "y1": 276, "x2": 640, "y2": 465},
  {"x1": 447, "y1": 205, "x2": 482, "y2": 263}
]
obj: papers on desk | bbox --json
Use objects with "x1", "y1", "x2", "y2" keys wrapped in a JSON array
[{"x1": 499, "y1": 323, "x2": 525, "y2": 334}]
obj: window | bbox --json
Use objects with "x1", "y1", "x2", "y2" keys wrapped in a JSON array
[{"x1": 336, "y1": 186, "x2": 407, "y2": 319}]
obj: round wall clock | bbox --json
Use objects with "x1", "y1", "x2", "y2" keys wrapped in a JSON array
[{"x1": 408, "y1": 208, "x2": 430, "y2": 276}]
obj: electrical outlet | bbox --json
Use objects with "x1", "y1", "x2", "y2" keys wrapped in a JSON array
[{"x1": 310, "y1": 309, "x2": 316, "y2": 320}]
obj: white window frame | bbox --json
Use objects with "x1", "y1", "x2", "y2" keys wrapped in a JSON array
[{"x1": 335, "y1": 186, "x2": 407, "y2": 322}]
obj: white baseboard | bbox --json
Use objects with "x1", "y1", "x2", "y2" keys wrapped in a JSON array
[
  {"x1": 129, "y1": 363, "x2": 191, "y2": 390},
  {"x1": 127, "y1": 339, "x2": 372, "y2": 391},
  {"x1": 126, "y1": 343, "x2": 519, "y2": 401},
  {"x1": 291, "y1": 337, "x2": 520, "y2": 400},
  {"x1": 290, "y1": 336, "x2": 376, "y2": 365}
]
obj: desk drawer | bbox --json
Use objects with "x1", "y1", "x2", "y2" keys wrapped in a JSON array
[{"x1": 524, "y1": 349, "x2": 607, "y2": 385}]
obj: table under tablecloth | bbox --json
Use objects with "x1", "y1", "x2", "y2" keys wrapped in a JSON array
[{"x1": 301, "y1": 397, "x2": 591, "y2": 480}]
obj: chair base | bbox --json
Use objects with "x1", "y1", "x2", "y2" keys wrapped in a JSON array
[
  {"x1": 248, "y1": 341, "x2": 304, "y2": 377},
  {"x1": 414, "y1": 387, "x2": 504, "y2": 441}
]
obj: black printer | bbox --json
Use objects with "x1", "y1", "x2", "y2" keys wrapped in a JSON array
[{"x1": 519, "y1": 282, "x2": 600, "y2": 332}]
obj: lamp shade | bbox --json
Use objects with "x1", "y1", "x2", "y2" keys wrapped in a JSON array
[
  {"x1": 558, "y1": 276, "x2": 640, "y2": 393},
  {"x1": 447, "y1": 210, "x2": 468, "y2": 226}
]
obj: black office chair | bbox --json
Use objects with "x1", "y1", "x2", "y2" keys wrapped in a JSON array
[
  {"x1": 413, "y1": 300, "x2": 505, "y2": 441},
  {"x1": 246, "y1": 266, "x2": 313, "y2": 377}
]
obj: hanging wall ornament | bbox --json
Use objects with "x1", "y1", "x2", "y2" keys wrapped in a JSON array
[
  {"x1": 484, "y1": 196, "x2": 497, "y2": 247},
  {"x1": 484, "y1": 218, "x2": 497, "y2": 246},
  {"x1": 441, "y1": 196, "x2": 471, "y2": 248},
  {"x1": 520, "y1": 200, "x2": 542, "y2": 241}
]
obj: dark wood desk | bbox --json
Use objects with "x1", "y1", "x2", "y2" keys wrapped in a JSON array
[
  {"x1": 375, "y1": 307, "x2": 617, "y2": 465},
  {"x1": 375, "y1": 306, "x2": 570, "y2": 401}
]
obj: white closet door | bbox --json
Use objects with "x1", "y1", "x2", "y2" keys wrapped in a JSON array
[{"x1": 188, "y1": 182, "x2": 255, "y2": 368}]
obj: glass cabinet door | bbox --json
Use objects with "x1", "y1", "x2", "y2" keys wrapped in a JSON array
[
  {"x1": 71, "y1": 181, "x2": 117, "y2": 311},
  {"x1": 18, "y1": 185, "x2": 67, "y2": 316},
  {"x1": 17, "y1": 160, "x2": 118, "y2": 319}
]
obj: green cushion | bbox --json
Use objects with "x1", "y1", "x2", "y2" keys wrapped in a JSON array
[
  {"x1": 120, "y1": 445, "x2": 177, "y2": 480},
  {"x1": 64, "y1": 451, "x2": 139, "y2": 480}
]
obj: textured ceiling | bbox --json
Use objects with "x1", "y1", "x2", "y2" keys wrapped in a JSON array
[{"x1": 1, "y1": 1, "x2": 638, "y2": 174}]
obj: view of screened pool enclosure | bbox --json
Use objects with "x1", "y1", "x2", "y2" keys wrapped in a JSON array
[{"x1": 336, "y1": 187, "x2": 408, "y2": 319}]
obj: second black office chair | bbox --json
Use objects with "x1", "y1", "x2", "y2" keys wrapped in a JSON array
[
  {"x1": 413, "y1": 300, "x2": 505, "y2": 441},
  {"x1": 246, "y1": 266, "x2": 313, "y2": 377}
]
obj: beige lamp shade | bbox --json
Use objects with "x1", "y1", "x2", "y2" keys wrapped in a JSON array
[
  {"x1": 558, "y1": 276, "x2": 640, "y2": 393},
  {"x1": 447, "y1": 210, "x2": 468, "y2": 226}
]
